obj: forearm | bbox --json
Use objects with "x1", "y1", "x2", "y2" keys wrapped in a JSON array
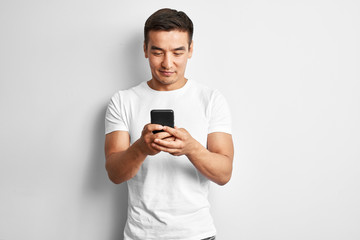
[
  {"x1": 187, "y1": 142, "x2": 233, "y2": 186},
  {"x1": 106, "y1": 139, "x2": 147, "y2": 184}
]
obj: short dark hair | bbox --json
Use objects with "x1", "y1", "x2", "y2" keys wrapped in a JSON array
[{"x1": 144, "y1": 8, "x2": 194, "y2": 49}]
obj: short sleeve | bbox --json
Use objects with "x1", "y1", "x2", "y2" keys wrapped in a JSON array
[
  {"x1": 207, "y1": 90, "x2": 232, "y2": 134},
  {"x1": 105, "y1": 92, "x2": 128, "y2": 135}
]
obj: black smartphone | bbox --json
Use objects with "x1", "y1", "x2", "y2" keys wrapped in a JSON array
[{"x1": 150, "y1": 109, "x2": 174, "y2": 134}]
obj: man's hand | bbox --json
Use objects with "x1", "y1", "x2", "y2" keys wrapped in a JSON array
[
  {"x1": 139, "y1": 124, "x2": 176, "y2": 156},
  {"x1": 104, "y1": 123, "x2": 177, "y2": 184},
  {"x1": 152, "y1": 126, "x2": 234, "y2": 186},
  {"x1": 152, "y1": 126, "x2": 200, "y2": 157}
]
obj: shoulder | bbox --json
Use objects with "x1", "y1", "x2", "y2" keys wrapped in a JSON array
[
  {"x1": 109, "y1": 81, "x2": 147, "y2": 102},
  {"x1": 189, "y1": 81, "x2": 225, "y2": 102}
]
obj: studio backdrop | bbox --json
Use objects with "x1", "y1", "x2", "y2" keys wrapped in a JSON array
[{"x1": 0, "y1": 0, "x2": 359, "y2": 239}]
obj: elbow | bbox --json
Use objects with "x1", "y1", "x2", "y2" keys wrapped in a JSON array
[
  {"x1": 105, "y1": 161, "x2": 125, "y2": 185},
  {"x1": 107, "y1": 173, "x2": 124, "y2": 184},
  {"x1": 106, "y1": 170, "x2": 126, "y2": 185},
  {"x1": 217, "y1": 163, "x2": 233, "y2": 186},
  {"x1": 109, "y1": 176, "x2": 124, "y2": 184},
  {"x1": 217, "y1": 177, "x2": 231, "y2": 186},
  {"x1": 215, "y1": 173, "x2": 232, "y2": 186}
]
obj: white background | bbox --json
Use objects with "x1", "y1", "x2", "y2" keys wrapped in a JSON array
[{"x1": 1, "y1": 0, "x2": 359, "y2": 239}]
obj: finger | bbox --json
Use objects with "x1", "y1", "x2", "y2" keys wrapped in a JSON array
[
  {"x1": 163, "y1": 136, "x2": 176, "y2": 142},
  {"x1": 154, "y1": 131, "x2": 173, "y2": 140},
  {"x1": 144, "y1": 124, "x2": 164, "y2": 133},
  {"x1": 163, "y1": 126, "x2": 183, "y2": 138},
  {"x1": 151, "y1": 142, "x2": 179, "y2": 154},
  {"x1": 154, "y1": 138, "x2": 182, "y2": 149}
]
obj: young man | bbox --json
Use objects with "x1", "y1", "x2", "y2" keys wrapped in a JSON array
[{"x1": 105, "y1": 8, "x2": 234, "y2": 240}]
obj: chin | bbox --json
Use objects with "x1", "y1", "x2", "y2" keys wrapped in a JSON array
[{"x1": 156, "y1": 77, "x2": 178, "y2": 85}]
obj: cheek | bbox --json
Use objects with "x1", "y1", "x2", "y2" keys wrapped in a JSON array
[
  {"x1": 148, "y1": 60, "x2": 155, "y2": 68},
  {"x1": 148, "y1": 57, "x2": 160, "y2": 68},
  {"x1": 175, "y1": 58, "x2": 188, "y2": 69}
]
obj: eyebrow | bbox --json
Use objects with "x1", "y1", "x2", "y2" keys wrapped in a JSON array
[
  {"x1": 150, "y1": 46, "x2": 186, "y2": 51},
  {"x1": 173, "y1": 46, "x2": 186, "y2": 51}
]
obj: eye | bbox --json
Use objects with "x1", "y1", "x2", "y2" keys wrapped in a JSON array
[
  {"x1": 174, "y1": 52, "x2": 184, "y2": 56},
  {"x1": 152, "y1": 52, "x2": 163, "y2": 56}
]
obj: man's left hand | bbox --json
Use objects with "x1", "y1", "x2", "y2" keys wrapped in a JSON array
[{"x1": 152, "y1": 126, "x2": 199, "y2": 157}]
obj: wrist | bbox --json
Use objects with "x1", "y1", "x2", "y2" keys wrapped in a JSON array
[
  {"x1": 186, "y1": 139, "x2": 206, "y2": 160},
  {"x1": 132, "y1": 139, "x2": 149, "y2": 158}
]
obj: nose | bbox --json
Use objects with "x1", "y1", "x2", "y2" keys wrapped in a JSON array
[{"x1": 161, "y1": 53, "x2": 172, "y2": 70}]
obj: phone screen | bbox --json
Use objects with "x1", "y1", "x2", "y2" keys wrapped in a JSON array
[{"x1": 151, "y1": 109, "x2": 174, "y2": 133}]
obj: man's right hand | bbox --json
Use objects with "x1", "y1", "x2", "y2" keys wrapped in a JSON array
[
  {"x1": 105, "y1": 123, "x2": 176, "y2": 184},
  {"x1": 138, "y1": 124, "x2": 175, "y2": 156}
]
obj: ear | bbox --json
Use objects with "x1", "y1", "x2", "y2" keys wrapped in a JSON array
[
  {"x1": 188, "y1": 40, "x2": 194, "y2": 59},
  {"x1": 144, "y1": 42, "x2": 149, "y2": 58}
]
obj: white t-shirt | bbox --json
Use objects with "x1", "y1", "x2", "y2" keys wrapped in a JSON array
[{"x1": 105, "y1": 80, "x2": 231, "y2": 240}]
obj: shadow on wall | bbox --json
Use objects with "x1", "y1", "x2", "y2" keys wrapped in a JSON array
[
  {"x1": 84, "y1": 104, "x2": 128, "y2": 240},
  {"x1": 83, "y1": 32, "x2": 148, "y2": 240},
  {"x1": 123, "y1": 32, "x2": 149, "y2": 88}
]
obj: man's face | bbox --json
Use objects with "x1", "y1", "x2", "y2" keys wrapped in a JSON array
[{"x1": 144, "y1": 30, "x2": 193, "y2": 89}]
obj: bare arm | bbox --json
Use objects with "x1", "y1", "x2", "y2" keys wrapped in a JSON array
[
  {"x1": 190, "y1": 132, "x2": 234, "y2": 185},
  {"x1": 104, "y1": 124, "x2": 172, "y2": 184},
  {"x1": 105, "y1": 131, "x2": 145, "y2": 184},
  {"x1": 152, "y1": 127, "x2": 234, "y2": 185}
]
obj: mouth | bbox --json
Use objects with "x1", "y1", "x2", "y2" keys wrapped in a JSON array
[{"x1": 159, "y1": 70, "x2": 175, "y2": 77}]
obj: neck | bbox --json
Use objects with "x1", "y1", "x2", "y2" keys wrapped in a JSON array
[{"x1": 147, "y1": 78, "x2": 188, "y2": 91}]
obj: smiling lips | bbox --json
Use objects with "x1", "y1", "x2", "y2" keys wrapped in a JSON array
[{"x1": 160, "y1": 70, "x2": 175, "y2": 77}]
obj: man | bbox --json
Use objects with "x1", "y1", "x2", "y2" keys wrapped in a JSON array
[{"x1": 105, "y1": 8, "x2": 234, "y2": 240}]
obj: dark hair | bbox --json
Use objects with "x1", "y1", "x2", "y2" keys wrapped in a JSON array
[{"x1": 144, "y1": 8, "x2": 194, "y2": 49}]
